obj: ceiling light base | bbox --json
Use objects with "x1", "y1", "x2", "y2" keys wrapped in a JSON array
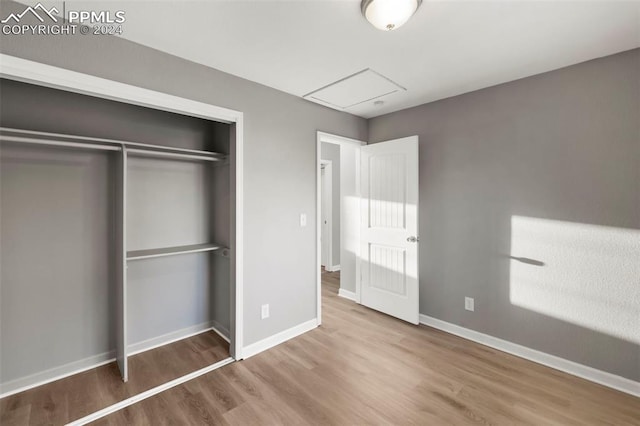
[{"x1": 361, "y1": 0, "x2": 422, "y2": 31}]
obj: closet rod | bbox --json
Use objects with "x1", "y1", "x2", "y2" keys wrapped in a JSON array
[
  {"x1": 0, "y1": 127, "x2": 225, "y2": 160},
  {"x1": 127, "y1": 148, "x2": 221, "y2": 162},
  {"x1": 0, "y1": 135, "x2": 120, "y2": 152}
]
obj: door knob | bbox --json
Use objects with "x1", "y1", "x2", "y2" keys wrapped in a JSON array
[{"x1": 407, "y1": 236, "x2": 419, "y2": 243}]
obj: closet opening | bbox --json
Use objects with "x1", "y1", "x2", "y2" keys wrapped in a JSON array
[{"x1": 0, "y1": 74, "x2": 241, "y2": 423}]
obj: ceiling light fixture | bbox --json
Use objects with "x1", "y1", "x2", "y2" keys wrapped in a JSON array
[{"x1": 361, "y1": 0, "x2": 422, "y2": 31}]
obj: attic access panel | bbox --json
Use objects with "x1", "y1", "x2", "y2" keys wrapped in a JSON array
[{"x1": 303, "y1": 68, "x2": 406, "y2": 110}]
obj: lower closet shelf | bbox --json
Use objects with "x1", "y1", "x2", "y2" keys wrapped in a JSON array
[{"x1": 126, "y1": 243, "x2": 223, "y2": 261}]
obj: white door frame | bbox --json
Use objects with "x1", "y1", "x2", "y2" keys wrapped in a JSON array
[
  {"x1": 320, "y1": 160, "x2": 333, "y2": 270},
  {"x1": 0, "y1": 54, "x2": 245, "y2": 359},
  {"x1": 316, "y1": 131, "x2": 366, "y2": 325}
]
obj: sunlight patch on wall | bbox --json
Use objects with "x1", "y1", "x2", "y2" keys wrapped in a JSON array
[
  {"x1": 343, "y1": 194, "x2": 361, "y2": 258},
  {"x1": 510, "y1": 216, "x2": 640, "y2": 344}
]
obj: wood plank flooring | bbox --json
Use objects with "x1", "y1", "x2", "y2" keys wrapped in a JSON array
[
  {"x1": 93, "y1": 270, "x2": 639, "y2": 425},
  {"x1": 3, "y1": 271, "x2": 639, "y2": 425},
  {"x1": 0, "y1": 330, "x2": 229, "y2": 425}
]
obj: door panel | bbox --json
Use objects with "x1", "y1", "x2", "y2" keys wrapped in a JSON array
[
  {"x1": 369, "y1": 154, "x2": 406, "y2": 229},
  {"x1": 361, "y1": 136, "x2": 418, "y2": 324},
  {"x1": 368, "y1": 244, "x2": 406, "y2": 295}
]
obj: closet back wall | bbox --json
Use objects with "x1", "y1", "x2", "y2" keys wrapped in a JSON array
[
  {"x1": 0, "y1": 78, "x2": 230, "y2": 387},
  {"x1": 1, "y1": 145, "x2": 112, "y2": 385}
]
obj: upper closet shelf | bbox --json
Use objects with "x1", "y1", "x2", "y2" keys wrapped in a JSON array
[
  {"x1": 0, "y1": 127, "x2": 226, "y2": 162},
  {"x1": 127, "y1": 243, "x2": 223, "y2": 261}
]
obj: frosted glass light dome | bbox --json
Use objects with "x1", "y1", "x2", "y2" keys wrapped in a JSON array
[{"x1": 361, "y1": 0, "x2": 422, "y2": 31}]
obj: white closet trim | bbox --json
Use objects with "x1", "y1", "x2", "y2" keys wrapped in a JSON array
[
  {"x1": 0, "y1": 53, "x2": 245, "y2": 360},
  {"x1": 67, "y1": 357, "x2": 235, "y2": 426},
  {"x1": 0, "y1": 55, "x2": 240, "y2": 122}
]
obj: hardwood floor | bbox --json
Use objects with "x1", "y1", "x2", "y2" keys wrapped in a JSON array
[
  {"x1": 0, "y1": 331, "x2": 229, "y2": 425},
  {"x1": 92, "y1": 270, "x2": 639, "y2": 425},
  {"x1": 3, "y1": 271, "x2": 639, "y2": 424}
]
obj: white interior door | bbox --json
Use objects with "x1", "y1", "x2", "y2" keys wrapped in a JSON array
[{"x1": 360, "y1": 136, "x2": 419, "y2": 324}]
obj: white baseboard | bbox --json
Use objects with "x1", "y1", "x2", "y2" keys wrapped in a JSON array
[
  {"x1": 419, "y1": 314, "x2": 640, "y2": 398},
  {"x1": 211, "y1": 320, "x2": 231, "y2": 343},
  {"x1": 0, "y1": 351, "x2": 115, "y2": 398},
  {"x1": 241, "y1": 319, "x2": 318, "y2": 360},
  {"x1": 128, "y1": 321, "x2": 216, "y2": 356},
  {"x1": 338, "y1": 288, "x2": 357, "y2": 302},
  {"x1": 327, "y1": 265, "x2": 341, "y2": 272},
  {"x1": 0, "y1": 322, "x2": 230, "y2": 400}
]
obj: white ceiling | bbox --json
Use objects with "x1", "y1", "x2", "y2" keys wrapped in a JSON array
[{"x1": 41, "y1": 1, "x2": 640, "y2": 118}]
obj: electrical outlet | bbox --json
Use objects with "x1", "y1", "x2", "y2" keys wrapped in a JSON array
[
  {"x1": 261, "y1": 304, "x2": 270, "y2": 319},
  {"x1": 300, "y1": 213, "x2": 307, "y2": 227},
  {"x1": 465, "y1": 297, "x2": 474, "y2": 312}
]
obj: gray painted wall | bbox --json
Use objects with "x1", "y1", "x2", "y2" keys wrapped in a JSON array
[
  {"x1": 0, "y1": 0, "x2": 367, "y2": 353},
  {"x1": 338, "y1": 143, "x2": 360, "y2": 294},
  {"x1": 126, "y1": 156, "x2": 218, "y2": 345},
  {"x1": 0, "y1": 146, "x2": 113, "y2": 383},
  {"x1": 368, "y1": 49, "x2": 640, "y2": 381},
  {"x1": 321, "y1": 142, "x2": 340, "y2": 267}
]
